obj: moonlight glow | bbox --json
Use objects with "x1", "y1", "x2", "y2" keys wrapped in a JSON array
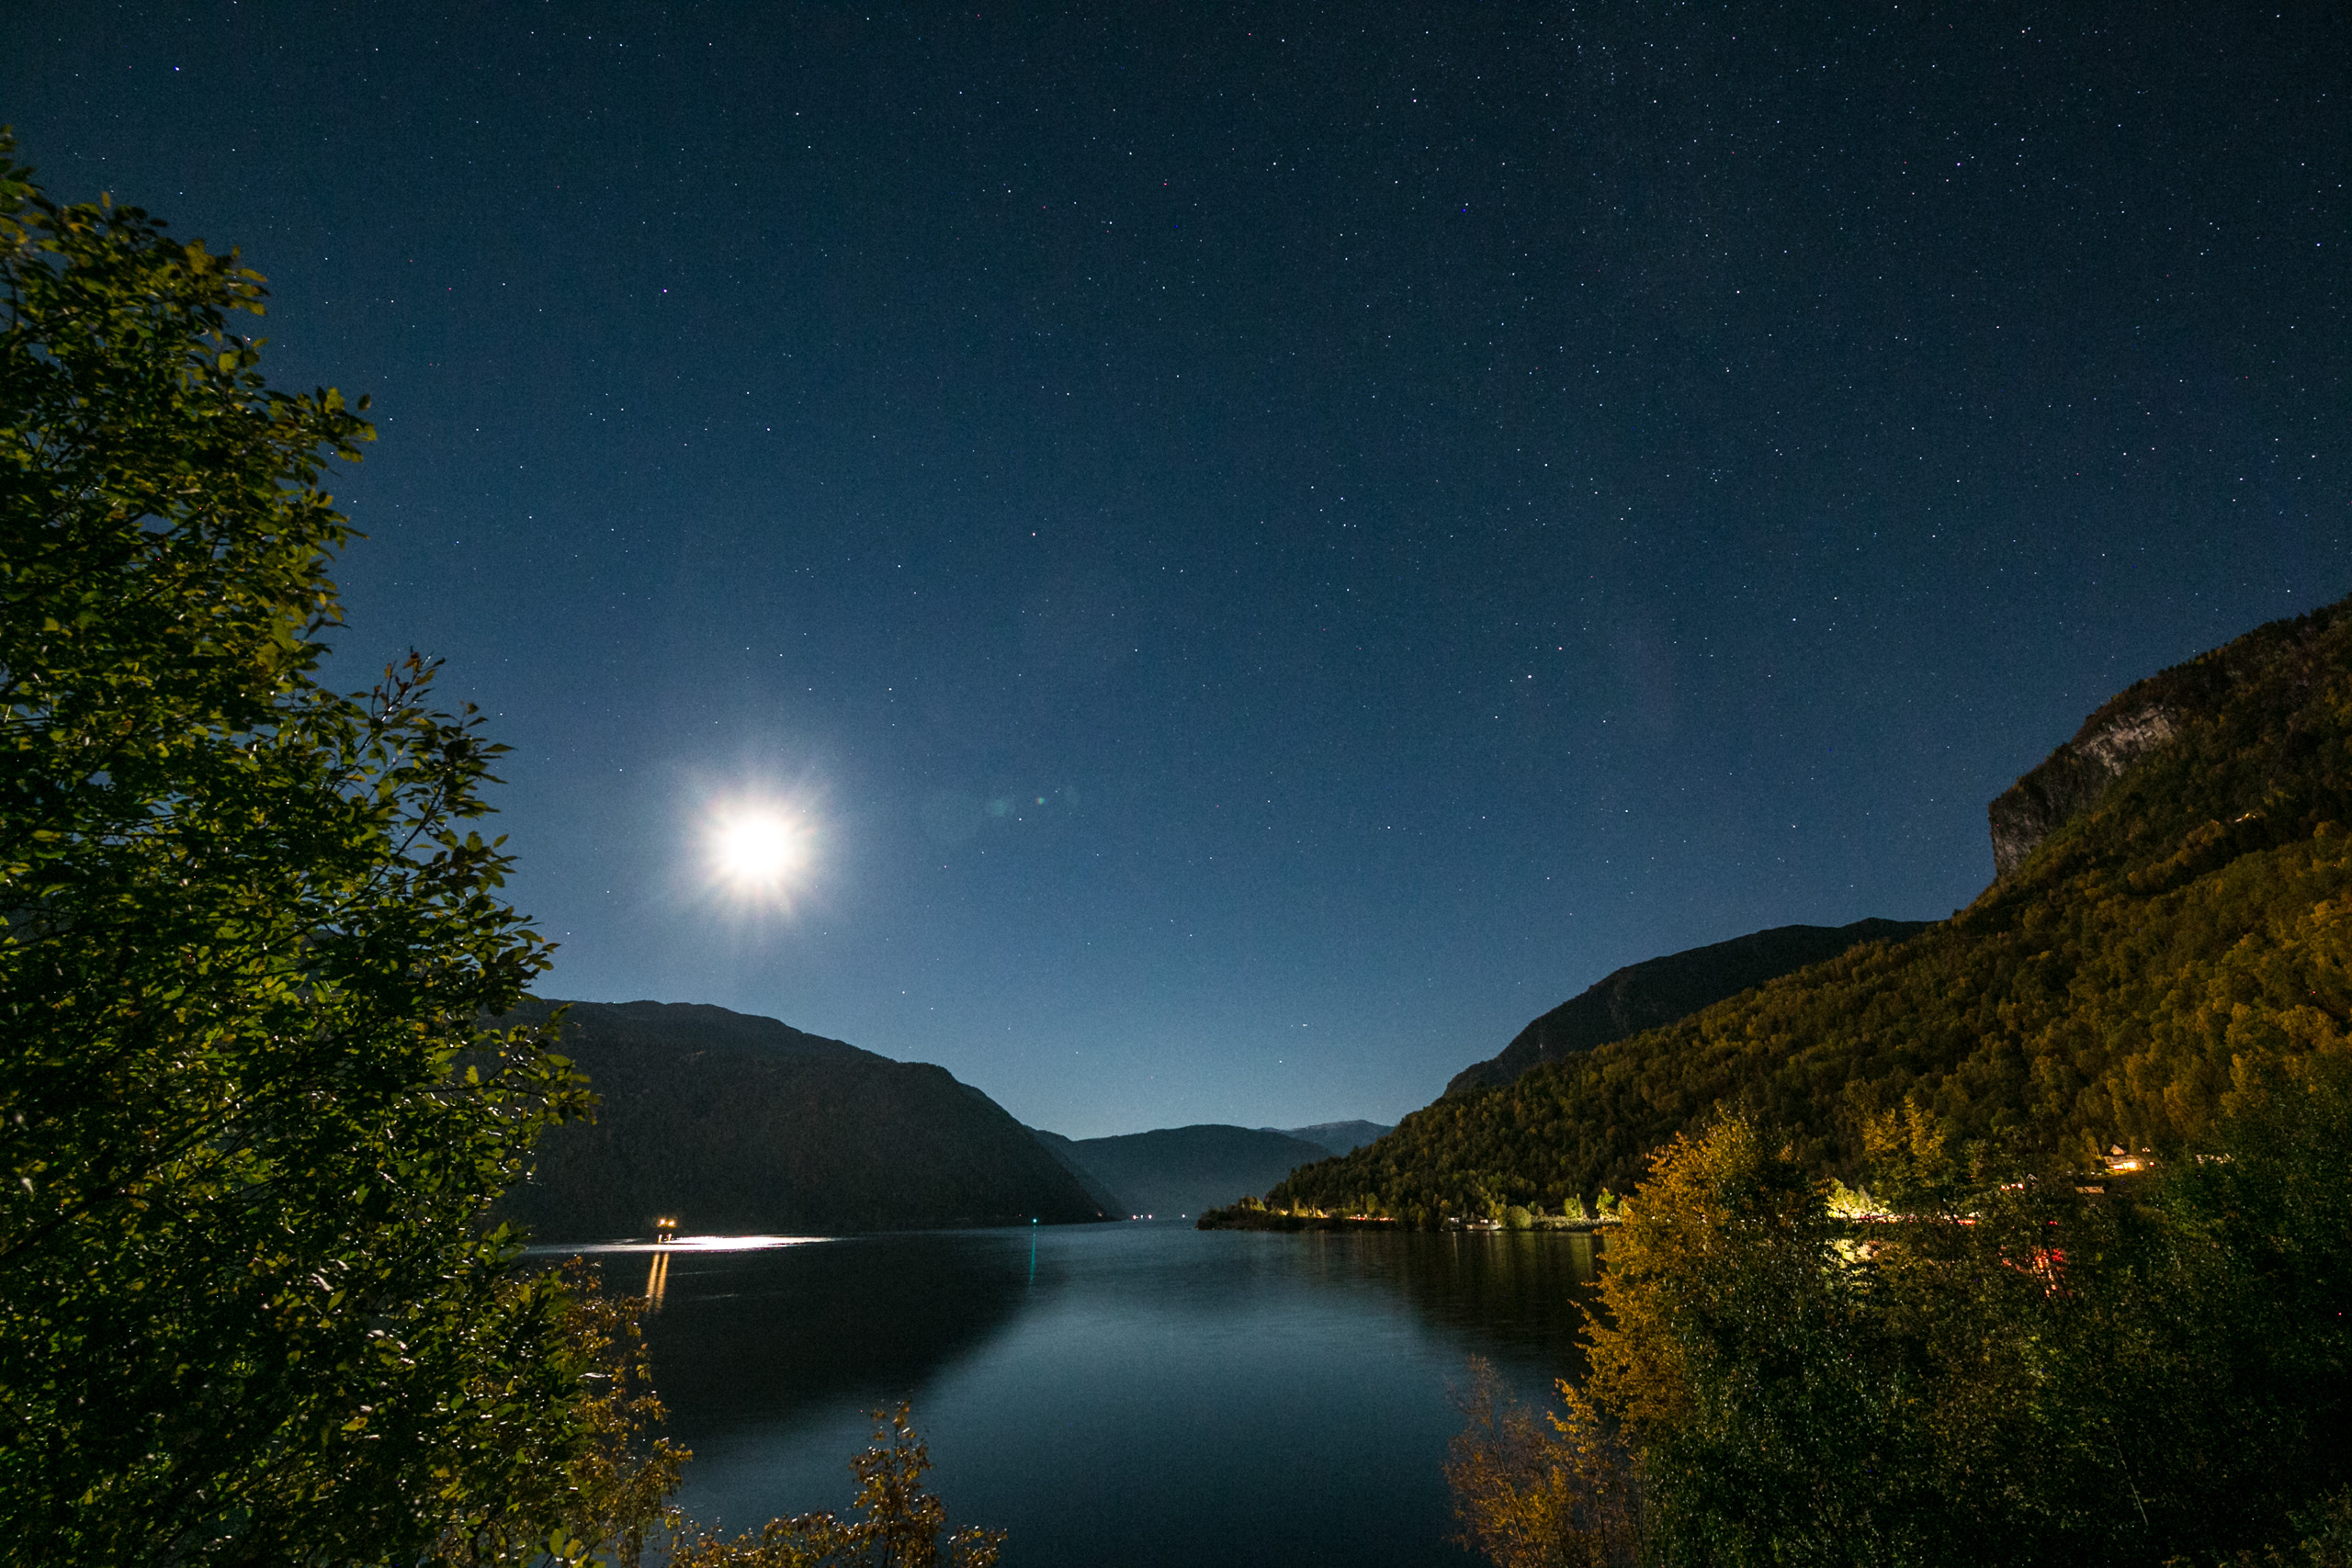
[{"x1": 702, "y1": 801, "x2": 814, "y2": 904}]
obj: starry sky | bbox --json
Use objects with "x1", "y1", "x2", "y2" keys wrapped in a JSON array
[{"x1": 7, "y1": 3, "x2": 2346, "y2": 1136}]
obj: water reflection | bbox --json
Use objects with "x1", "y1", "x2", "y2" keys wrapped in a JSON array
[
  {"x1": 601, "y1": 1224, "x2": 1602, "y2": 1568},
  {"x1": 1368, "y1": 1228, "x2": 1602, "y2": 1371},
  {"x1": 608, "y1": 1230, "x2": 1035, "y2": 1437},
  {"x1": 643, "y1": 1247, "x2": 669, "y2": 1309}
]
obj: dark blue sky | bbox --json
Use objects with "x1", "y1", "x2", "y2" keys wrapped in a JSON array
[{"x1": 9, "y1": 3, "x2": 2346, "y2": 1135}]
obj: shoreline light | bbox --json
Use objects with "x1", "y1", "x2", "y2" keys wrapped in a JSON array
[{"x1": 528, "y1": 1234, "x2": 826, "y2": 1256}]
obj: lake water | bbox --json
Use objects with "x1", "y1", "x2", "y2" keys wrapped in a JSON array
[{"x1": 596, "y1": 1222, "x2": 1602, "y2": 1568}]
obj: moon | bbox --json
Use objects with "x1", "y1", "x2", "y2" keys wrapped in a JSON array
[{"x1": 704, "y1": 802, "x2": 812, "y2": 901}]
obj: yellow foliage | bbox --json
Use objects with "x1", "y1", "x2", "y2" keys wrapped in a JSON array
[
  {"x1": 665, "y1": 1404, "x2": 1003, "y2": 1568},
  {"x1": 1447, "y1": 1359, "x2": 1637, "y2": 1568}
]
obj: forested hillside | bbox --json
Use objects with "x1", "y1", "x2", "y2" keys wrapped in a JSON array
[
  {"x1": 1444, "y1": 918, "x2": 1932, "y2": 1095},
  {"x1": 1273, "y1": 597, "x2": 2352, "y2": 1224}
]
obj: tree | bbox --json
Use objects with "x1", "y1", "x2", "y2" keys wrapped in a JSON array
[
  {"x1": 1582, "y1": 1120, "x2": 1919, "y2": 1568},
  {"x1": 435, "y1": 1260, "x2": 689, "y2": 1568},
  {"x1": 1453, "y1": 1076, "x2": 2352, "y2": 1568},
  {"x1": 665, "y1": 1404, "x2": 1005, "y2": 1568},
  {"x1": 0, "y1": 134, "x2": 594, "y2": 1562},
  {"x1": 1446, "y1": 1359, "x2": 1635, "y2": 1568}
]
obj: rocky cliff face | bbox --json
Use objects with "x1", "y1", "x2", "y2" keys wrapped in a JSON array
[
  {"x1": 1984, "y1": 601, "x2": 2352, "y2": 880},
  {"x1": 1988, "y1": 704, "x2": 2179, "y2": 877}
]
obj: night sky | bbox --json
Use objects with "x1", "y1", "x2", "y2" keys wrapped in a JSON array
[{"x1": 7, "y1": 4, "x2": 2346, "y2": 1136}]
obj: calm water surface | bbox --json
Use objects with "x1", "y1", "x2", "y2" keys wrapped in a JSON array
[{"x1": 601, "y1": 1223, "x2": 1601, "y2": 1568}]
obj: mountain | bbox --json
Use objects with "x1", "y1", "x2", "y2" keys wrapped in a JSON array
[
  {"x1": 494, "y1": 999, "x2": 1111, "y2": 1240},
  {"x1": 1028, "y1": 1120, "x2": 1396, "y2": 1216},
  {"x1": 1443, "y1": 919, "x2": 1935, "y2": 1096},
  {"x1": 1036, "y1": 1124, "x2": 1337, "y2": 1218},
  {"x1": 1268, "y1": 595, "x2": 2352, "y2": 1223},
  {"x1": 1028, "y1": 1127, "x2": 1131, "y2": 1214},
  {"x1": 1274, "y1": 1120, "x2": 1394, "y2": 1156}
]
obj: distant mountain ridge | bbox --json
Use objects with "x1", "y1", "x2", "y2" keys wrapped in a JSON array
[
  {"x1": 1031, "y1": 1122, "x2": 1388, "y2": 1218},
  {"x1": 1272, "y1": 1120, "x2": 1391, "y2": 1156},
  {"x1": 1444, "y1": 918, "x2": 1935, "y2": 1096},
  {"x1": 496, "y1": 999, "x2": 1108, "y2": 1239}
]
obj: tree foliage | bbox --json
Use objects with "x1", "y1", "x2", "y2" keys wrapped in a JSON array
[
  {"x1": 1447, "y1": 1359, "x2": 1635, "y2": 1568},
  {"x1": 1452, "y1": 1059, "x2": 2352, "y2": 1568},
  {"x1": 1583, "y1": 1121, "x2": 1921, "y2": 1566},
  {"x1": 664, "y1": 1404, "x2": 1004, "y2": 1568},
  {"x1": 434, "y1": 1260, "x2": 690, "y2": 1568},
  {"x1": 0, "y1": 132, "x2": 598, "y2": 1562}
]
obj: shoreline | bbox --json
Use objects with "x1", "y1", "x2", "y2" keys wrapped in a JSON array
[{"x1": 1197, "y1": 1206, "x2": 1622, "y2": 1234}]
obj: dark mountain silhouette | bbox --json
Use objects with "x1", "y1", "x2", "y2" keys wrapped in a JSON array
[
  {"x1": 495, "y1": 999, "x2": 1109, "y2": 1240},
  {"x1": 1443, "y1": 918, "x2": 1934, "y2": 1096},
  {"x1": 1028, "y1": 1127, "x2": 1131, "y2": 1214}
]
